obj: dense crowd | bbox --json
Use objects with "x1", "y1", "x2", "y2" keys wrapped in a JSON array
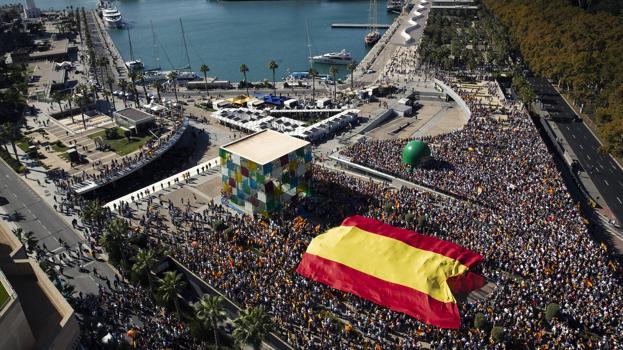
[{"x1": 130, "y1": 161, "x2": 620, "y2": 349}]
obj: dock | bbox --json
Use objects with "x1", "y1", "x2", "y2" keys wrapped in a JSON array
[{"x1": 331, "y1": 23, "x2": 391, "y2": 29}]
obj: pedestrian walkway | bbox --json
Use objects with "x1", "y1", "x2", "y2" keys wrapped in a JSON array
[{"x1": 105, "y1": 157, "x2": 221, "y2": 209}]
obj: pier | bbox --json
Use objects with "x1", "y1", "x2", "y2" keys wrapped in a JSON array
[{"x1": 331, "y1": 23, "x2": 391, "y2": 29}]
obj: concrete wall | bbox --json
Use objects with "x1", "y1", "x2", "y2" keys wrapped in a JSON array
[
  {"x1": 0, "y1": 261, "x2": 80, "y2": 350},
  {"x1": 0, "y1": 269, "x2": 35, "y2": 350},
  {"x1": 433, "y1": 78, "x2": 472, "y2": 119}
]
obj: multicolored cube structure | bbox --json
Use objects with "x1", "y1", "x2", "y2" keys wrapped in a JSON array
[{"x1": 220, "y1": 130, "x2": 312, "y2": 215}]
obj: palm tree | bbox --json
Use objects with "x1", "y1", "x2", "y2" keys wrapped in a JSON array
[
  {"x1": 119, "y1": 79, "x2": 128, "y2": 107},
  {"x1": 139, "y1": 72, "x2": 149, "y2": 103},
  {"x1": 64, "y1": 93, "x2": 74, "y2": 110},
  {"x1": 268, "y1": 60, "x2": 278, "y2": 96},
  {"x1": 329, "y1": 65, "x2": 338, "y2": 101},
  {"x1": 101, "y1": 218, "x2": 129, "y2": 268},
  {"x1": 308, "y1": 67, "x2": 318, "y2": 104},
  {"x1": 194, "y1": 294, "x2": 226, "y2": 349},
  {"x1": 82, "y1": 198, "x2": 106, "y2": 231},
  {"x1": 52, "y1": 92, "x2": 63, "y2": 111},
  {"x1": 0, "y1": 123, "x2": 10, "y2": 154},
  {"x1": 151, "y1": 80, "x2": 163, "y2": 102},
  {"x1": 200, "y1": 64, "x2": 210, "y2": 93},
  {"x1": 167, "y1": 71, "x2": 179, "y2": 102},
  {"x1": 131, "y1": 248, "x2": 158, "y2": 294},
  {"x1": 128, "y1": 71, "x2": 140, "y2": 106},
  {"x1": 233, "y1": 306, "x2": 272, "y2": 350},
  {"x1": 1, "y1": 122, "x2": 22, "y2": 165},
  {"x1": 347, "y1": 61, "x2": 356, "y2": 90},
  {"x1": 239, "y1": 64, "x2": 249, "y2": 96},
  {"x1": 106, "y1": 76, "x2": 115, "y2": 96},
  {"x1": 157, "y1": 271, "x2": 186, "y2": 318},
  {"x1": 97, "y1": 57, "x2": 108, "y2": 87},
  {"x1": 75, "y1": 84, "x2": 88, "y2": 129}
]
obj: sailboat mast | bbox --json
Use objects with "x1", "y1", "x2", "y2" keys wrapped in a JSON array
[
  {"x1": 150, "y1": 20, "x2": 160, "y2": 70},
  {"x1": 179, "y1": 18, "x2": 192, "y2": 72},
  {"x1": 127, "y1": 28, "x2": 134, "y2": 61},
  {"x1": 306, "y1": 21, "x2": 313, "y2": 68}
]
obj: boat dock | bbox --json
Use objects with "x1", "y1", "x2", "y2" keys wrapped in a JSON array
[{"x1": 331, "y1": 23, "x2": 391, "y2": 29}]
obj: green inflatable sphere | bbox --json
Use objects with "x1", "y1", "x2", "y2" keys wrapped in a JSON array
[{"x1": 402, "y1": 141, "x2": 431, "y2": 167}]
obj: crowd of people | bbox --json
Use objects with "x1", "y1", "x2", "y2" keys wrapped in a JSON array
[{"x1": 128, "y1": 160, "x2": 620, "y2": 349}]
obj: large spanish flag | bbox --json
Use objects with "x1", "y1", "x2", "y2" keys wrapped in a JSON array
[{"x1": 296, "y1": 216, "x2": 482, "y2": 328}]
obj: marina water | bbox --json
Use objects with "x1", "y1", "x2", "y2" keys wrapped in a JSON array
[{"x1": 13, "y1": 0, "x2": 397, "y2": 81}]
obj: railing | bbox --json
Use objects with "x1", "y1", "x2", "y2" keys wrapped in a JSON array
[{"x1": 74, "y1": 118, "x2": 189, "y2": 194}]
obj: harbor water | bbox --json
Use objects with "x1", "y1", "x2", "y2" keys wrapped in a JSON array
[{"x1": 11, "y1": 0, "x2": 397, "y2": 81}]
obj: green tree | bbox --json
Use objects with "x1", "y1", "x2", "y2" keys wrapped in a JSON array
[
  {"x1": 128, "y1": 71, "x2": 140, "y2": 107},
  {"x1": 157, "y1": 271, "x2": 186, "y2": 318},
  {"x1": 308, "y1": 67, "x2": 318, "y2": 104},
  {"x1": 1, "y1": 122, "x2": 22, "y2": 165},
  {"x1": 240, "y1": 64, "x2": 250, "y2": 96},
  {"x1": 268, "y1": 60, "x2": 278, "y2": 96},
  {"x1": 347, "y1": 61, "x2": 356, "y2": 90},
  {"x1": 200, "y1": 64, "x2": 210, "y2": 93},
  {"x1": 52, "y1": 92, "x2": 64, "y2": 111},
  {"x1": 193, "y1": 294, "x2": 226, "y2": 349},
  {"x1": 167, "y1": 71, "x2": 179, "y2": 102},
  {"x1": 82, "y1": 198, "x2": 106, "y2": 232},
  {"x1": 233, "y1": 306, "x2": 272, "y2": 350},
  {"x1": 329, "y1": 65, "x2": 339, "y2": 101},
  {"x1": 131, "y1": 248, "x2": 159, "y2": 294},
  {"x1": 101, "y1": 218, "x2": 129, "y2": 267}
]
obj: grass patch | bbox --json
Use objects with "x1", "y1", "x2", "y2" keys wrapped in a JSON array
[
  {"x1": 16, "y1": 137, "x2": 31, "y2": 153},
  {"x1": 0, "y1": 283, "x2": 9, "y2": 311},
  {"x1": 51, "y1": 141, "x2": 69, "y2": 153},
  {"x1": 0, "y1": 148, "x2": 25, "y2": 173},
  {"x1": 88, "y1": 127, "x2": 154, "y2": 156}
]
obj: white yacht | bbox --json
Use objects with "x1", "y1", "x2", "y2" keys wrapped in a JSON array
[
  {"x1": 309, "y1": 49, "x2": 353, "y2": 65},
  {"x1": 99, "y1": 1, "x2": 122, "y2": 28},
  {"x1": 125, "y1": 59, "x2": 144, "y2": 72}
]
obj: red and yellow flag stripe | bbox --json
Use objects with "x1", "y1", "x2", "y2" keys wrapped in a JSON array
[{"x1": 296, "y1": 216, "x2": 482, "y2": 328}]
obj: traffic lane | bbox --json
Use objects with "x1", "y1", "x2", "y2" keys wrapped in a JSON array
[
  {"x1": 551, "y1": 119, "x2": 623, "y2": 222},
  {"x1": 531, "y1": 78, "x2": 623, "y2": 222},
  {"x1": 0, "y1": 161, "x2": 117, "y2": 294}
]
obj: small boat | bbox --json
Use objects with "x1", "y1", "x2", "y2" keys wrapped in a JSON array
[
  {"x1": 125, "y1": 59, "x2": 144, "y2": 72},
  {"x1": 309, "y1": 49, "x2": 353, "y2": 65},
  {"x1": 365, "y1": 0, "x2": 381, "y2": 45},
  {"x1": 365, "y1": 31, "x2": 381, "y2": 45},
  {"x1": 387, "y1": 0, "x2": 403, "y2": 13}
]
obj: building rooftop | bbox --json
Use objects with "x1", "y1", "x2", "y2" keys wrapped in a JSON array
[
  {"x1": 221, "y1": 129, "x2": 309, "y2": 165},
  {"x1": 115, "y1": 107, "x2": 155, "y2": 124},
  {"x1": 29, "y1": 38, "x2": 69, "y2": 59}
]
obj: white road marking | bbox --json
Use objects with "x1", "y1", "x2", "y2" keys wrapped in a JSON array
[
  {"x1": 618, "y1": 197, "x2": 622, "y2": 204},
  {"x1": 572, "y1": 134, "x2": 576, "y2": 139},
  {"x1": 604, "y1": 180, "x2": 609, "y2": 186},
  {"x1": 587, "y1": 155, "x2": 591, "y2": 160},
  {"x1": 579, "y1": 144, "x2": 583, "y2": 150}
]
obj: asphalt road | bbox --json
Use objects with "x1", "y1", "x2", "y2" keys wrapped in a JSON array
[
  {"x1": 530, "y1": 77, "x2": 623, "y2": 224},
  {"x1": 0, "y1": 159, "x2": 116, "y2": 295}
]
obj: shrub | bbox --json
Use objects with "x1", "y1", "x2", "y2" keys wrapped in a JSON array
[
  {"x1": 545, "y1": 303, "x2": 561, "y2": 322},
  {"x1": 405, "y1": 213, "x2": 415, "y2": 223},
  {"x1": 223, "y1": 227, "x2": 234, "y2": 239},
  {"x1": 383, "y1": 204, "x2": 393, "y2": 213},
  {"x1": 105, "y1": 128, "x2": 120, "y2": 139},
  {"x1": 212, "y1": 220, "x2": 226, "y2": 231},
  {"x1": 416, "y1": 214, "x2": 426, "y2": 229},
  {"x1": 490, "y1": 326, "x2": 504, "y2": 342},
  {"x1": 474, "y1": 313, "x2": 487, "y2": 330}
]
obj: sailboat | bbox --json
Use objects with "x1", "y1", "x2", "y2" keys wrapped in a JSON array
[
  {"x1": 125, "y1": 28, "x2": 144, "y2": 72},
  {"x1": 143, "y1": 19, "x2": 198, "y2": 84},
  {"x1": 365, "y1": 0, "x2": 381, "y2": 45}
]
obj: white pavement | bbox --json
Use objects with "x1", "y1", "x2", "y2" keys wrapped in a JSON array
[{"x1": 104, "y1": 157, "x2": 220, "y2": 209}]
